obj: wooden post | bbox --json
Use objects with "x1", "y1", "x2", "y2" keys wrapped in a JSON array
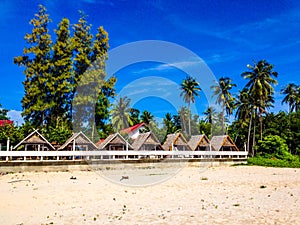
[
  {"x1": 24, "y1": 144, "x2": 27, "y2": 161},
  {"x1": 72, "y1": 139, "x2": 75, "y2": 160},
  {"x1": 6, "y1": 137, "x2": 9, "y2": 161}
]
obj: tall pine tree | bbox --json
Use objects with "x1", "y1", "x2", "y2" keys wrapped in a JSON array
[
  {"x1": 14, "y1": 4, "x2": 52, "y2": 127},
  {"x1": 50, "y1": 17, "x2": 74, "y2": 129}
]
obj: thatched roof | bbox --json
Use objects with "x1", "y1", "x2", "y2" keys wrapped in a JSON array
[
  {"x1": 188, "y1": 134, "x2": 210, "y2": 150},
  {"x1": 162, "y1": 133, "x2": 191, "y2": 151},
  {"x1": 58, "y1": 131, "x2": 97, "y2": 150},
  {"x1": 13, "y1": 130, "x2": 54, "y2": 150},
  {"x1": 210, "y1": 135, "x2": 239, "y2": 151},
  {"x1": 132, "y1": 132, "x2": 163, "y2": 150},
  {"x1": 98, "y1": 133, "x2": 133, "y2": 150}
]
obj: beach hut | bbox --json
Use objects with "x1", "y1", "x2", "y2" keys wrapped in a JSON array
[
  {"x1": 188, "y1": 134, "x2": 211, "y2": 151},
  {"x1": 162, "y1": 133, "x2": 192, "y2": 151},
  {"x1": 13, "y1": 129, "x2": 54, "y2": 151},
  {"x1": 59, "y1": 132, "x2": 97, "y2": 151},
  {"x1": 58, "y1": 132, "x2": 97, "y2": 160},
  {"x1": 132, "y1": 132, "x2": 163, "y2": 150},
  {"x1": 210, "y1": 135, "x2": 239, "y2": 151},
  {"x1": 98, "y1": 133, "x2": 133, "y2": 150},
  {"x1": 13, "y1": 129, "x2": 55, "y2": 160},
  {"x1": 98, "y1": 133, "x2": 133, "y2": 159}
]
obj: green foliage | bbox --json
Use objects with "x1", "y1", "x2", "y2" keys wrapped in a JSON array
[
  {"x1": 211, "y1": 77, "x2": 236, "y2": 134},
  {"x1": 248, "y1": 156, "x2": 300, "y2": 168},
  {"x1": 180, "y1": 75, "x2": 201, "y2": 135},
  {"x1": 140, "y1": 110, "x2": 154, "y2": 125},
  {"x1": 111, "y1": 96, "x2": 133, "y2": 131},
  {"x1": 248, "y1": 134, "x2": 300, "y2": 168},
  {"x1": 14, "y1": 4, "x2": 53, "y2": 126},
  {"x1": 14, "y1": 5, "x2": 115, "y2": 142},
  {"x1": 49, "y1": 17, "x2": 74, "y2": 128},
  {"x1": 255, "y1": 134, "x2": 288, "y2": 156}
]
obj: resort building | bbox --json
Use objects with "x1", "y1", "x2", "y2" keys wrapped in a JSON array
[
  {"x1": 210, "y1": 135, "x2": 239, "y2": 151},
  {"x1": 162, "y1": 133, "x2": 191, "y2": 151},
  {"x1": 58, "y1": 132, "x2": 97, "y2": 160},
  {"x1": 188, "y1": 134, "x2": 211, "y2": 151},
  {"x1": 13, "y1": 129, "x2": 55, "y2": 160},
  {"x1": 132, "y1": 132, "x2": 163, "y2": 151}
]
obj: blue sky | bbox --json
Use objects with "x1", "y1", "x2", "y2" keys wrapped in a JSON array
[{"x1": 0, "y1": 0, "x2": 300, "y2": 125}]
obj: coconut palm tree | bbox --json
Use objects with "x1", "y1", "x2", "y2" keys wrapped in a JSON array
[
  {"x1": 241, "y1": 60, "x2": 278, "y2": 141},
  {"x1": 129, "y1": 108, "x2": 140, "y2": 125},
  {"x1": 281, "y1": 83, "x2": 299, "y2": 113},
  {"x1": 178, "y1": 106, "x2": 189, "y2": 134},
  {"x1": 111, "y1": 96, "x2": 133, "y2": 131},
  {"x1": 140, "y1": 110, "x2": 154, "y2": 125},
  {"x1": 180, "y1": 75, "x2": 201, "y2": 136},
  {"x1": 203, "y1": 106, "x2": 216, "y2": 125},
  {"x1": 211, "y1": 77, "x2": 236, "y2": 134},
  {"x1": 235, "y1": 89, "x2": 254, "y2": 154}
]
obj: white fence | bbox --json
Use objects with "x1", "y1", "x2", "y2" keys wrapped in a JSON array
[{"x1": 0, "y1": 150, "x2": 248, "y2": 161}]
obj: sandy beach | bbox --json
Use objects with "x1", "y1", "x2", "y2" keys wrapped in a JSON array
[{"x1": 0, "y1": 164, "x2": 299, "y2": 225}]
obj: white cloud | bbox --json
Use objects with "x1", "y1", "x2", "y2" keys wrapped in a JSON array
[
  {"x1": 7, "y1": 110, "x2": 24, "y2": 126},
  {"x1": 133, "y1": 59, "x2": 201, "y2": 74}
]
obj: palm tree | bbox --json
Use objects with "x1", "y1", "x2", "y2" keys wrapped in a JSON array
[
  {"x1": 241, "y1": 60, "x2": 278, "y2": 141},
  {"x1": 235, "y1": 89, "x2": 254, "y2": 154},
  {"x1": 163, "y1": 113, "x2": 180, "y2": 134},
  {"x1": 178, "y1": 106, "x2": 189, "y2": 134},
  {"x1": 211, "y1": 77, "x2": 236, "y2": 134},
  {"x1": 281, "y1": 83, "x2": 299, "y2": 113},
  {"x1": 140, "y1": 110, "x2": 154, "y2": 125},
  {"x1": 129, "y1": 108, "x2": 140, "y2": 125},
  {"x1": 111, "y1": 96, "x2": 133, "y2": 131},
  {"x1": 180, "y1": 75, "x2": 201, "y2": 136},
  {"x1": 203, "y1": 106, "x2": 216, "y2": 125}
]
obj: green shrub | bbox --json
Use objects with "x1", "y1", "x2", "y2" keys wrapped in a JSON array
[
  {"x1": 248, "y1": 156, "x2": 300, "y2": 168},
  {"x1": 255, "y1": 135, "x2": 288, "y2": 156}
]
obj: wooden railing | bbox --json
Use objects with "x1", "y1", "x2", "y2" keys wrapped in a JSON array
[{"x1": 0, "y1": 150, "x2": 248, "y2": 161}]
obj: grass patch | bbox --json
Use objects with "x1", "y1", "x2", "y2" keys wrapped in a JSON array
[{"x1": 247, "y1": 156, "x2": 300, "y2": 168}]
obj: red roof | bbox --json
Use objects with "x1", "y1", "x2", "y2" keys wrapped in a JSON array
[
  {"x1": 120, "y1": 123, "x2": 146, "y2": 134},
  {"x1": 0, "y1": 120, "x2": 13, "y2": 126}
]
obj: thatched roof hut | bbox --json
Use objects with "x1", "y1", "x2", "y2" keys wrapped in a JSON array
[
  {"x1": 98, "y1": 133, "x2": 133, "y2": 150},
  {"x1": 59, "y1": 132, "x2": 97, "y2": 151},
  {"x1": 188, "y1": 134, "x2": 210, "y2": 151},
  {"x1": 210, "y1": 135, "x2": 239, "y2": 151},
  {"x1": 162, "y1": 133, "x2": 191, "y2": 151},
  {"x1": 13, "y1": 129, "x2": 54, "y2": 151},
  {"x1": 132, "y1": 132, "x2": 163, "y2": 150}
]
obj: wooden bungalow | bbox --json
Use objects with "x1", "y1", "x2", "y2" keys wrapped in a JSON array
[
  {"x1": 98, "y1": 133, "x2": 133, "y2": 150},
  {"x1": 162, "y1": 133, "x2": 191, "y2": 151},
  {"x1": 58, "y1": 132, "x2": 97, "y2": 160},
  {"x1": 132, "y1": 132, "x2": 163, "y2": 151},
  {"x1": 98, "y1": 133, "x2": 133, "y2": 159},
  {"x1": 188, "y1": 134, "x2": 211, "y2": 151},
  {"x1": 210, "y1": 135, "x2": 239, "y2": 151},
  {"x1": 13, "y1": 129, "x2": 55, "y2": 160}
]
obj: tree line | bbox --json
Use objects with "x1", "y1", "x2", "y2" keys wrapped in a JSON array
[{"x1": 0, "y1": 4, "x2": 299, "y2": 157}]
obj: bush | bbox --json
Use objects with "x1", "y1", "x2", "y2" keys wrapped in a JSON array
[
  {"x1": 255, "y1": 135, "x2": 288, "y2": 156},
  {"x1": 249, "y1": 135, "x2": 300, "y2": 168},
  {"x1": 248, "y1": 156, "x2": 300, "y2": 168}
]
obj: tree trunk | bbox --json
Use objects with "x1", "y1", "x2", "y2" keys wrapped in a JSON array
[
  {"x1": 247, "y1": 111, "x2": 253, "y2": 155},
  {"x1": 252, "y1": 112, "x2": 256, "y2": 156},
  {"x1": 188, "y1": 103, "x2": 191, "y2": 136},
  {"x1": 259, "y1": 110, "x2": 263, "y2": 141},
  {"x1": 222, "y1": 102, "x2": 225, "y2": 134}
]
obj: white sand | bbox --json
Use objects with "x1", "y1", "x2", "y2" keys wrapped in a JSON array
[{"x1": 0, "y1": 164, "x2": 299, "y2": 225}]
